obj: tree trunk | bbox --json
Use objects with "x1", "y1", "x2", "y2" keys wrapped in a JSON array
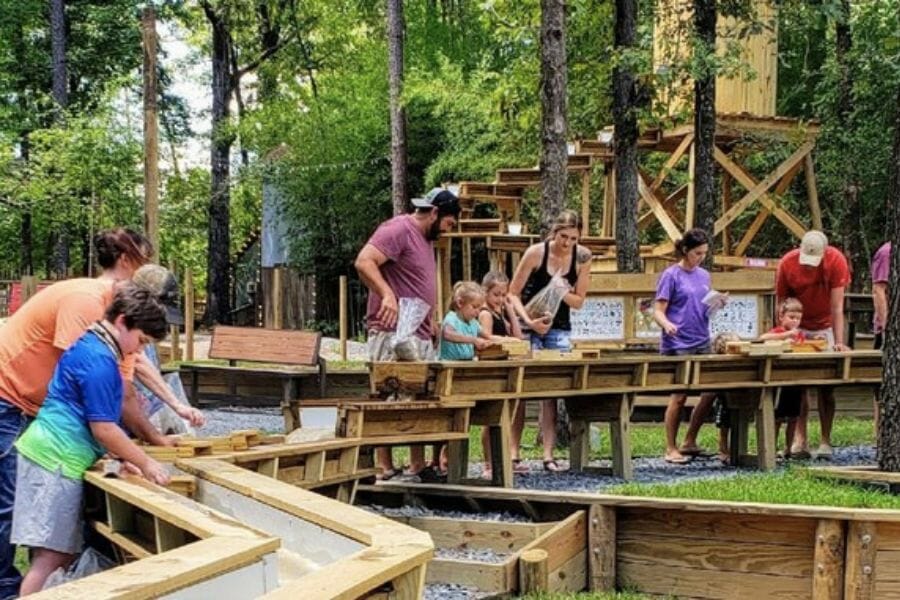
[
  {"x1": 692, "y1": 0, "x2": 717, "y2": 259},
  {"x1": 877, "y1": 85, "x2": 900, "y2": 471},
  {"x1": 205, "y1": 5, "x2": 234, "y2": 325},
  {"x1": 142, "y1": 6, "x2": 160, "y2": 263},
  {"x1": 539, "y1": 0, "x2": 568, "y2": 234},
  {"x1": 835, "y1": 0, "x2": 864, "y2": 291},
  {"x1": 50, "y1": 0, "x2": 67, "y2": 111},
  {"x1": 50, "y1": 0, "x2": 70, "y2": 275},
  {"x1": 19, "y1": 135, "x2": 32, "y2": 276},
  {"x1": 387, "y1": 0, "x2": 407, "y2": 215},
  {"x1": 613, "y1": 0, "x2": 640, "y2": 273}
]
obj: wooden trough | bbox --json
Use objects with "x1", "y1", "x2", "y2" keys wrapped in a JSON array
[{"x1": 361, "y1": 482, "x2": 900, "y2": 600}]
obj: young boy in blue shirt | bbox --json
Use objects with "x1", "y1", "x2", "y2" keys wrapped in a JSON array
[{"x1": 12, "y1": 284, "x2": 171, "y2": 595}]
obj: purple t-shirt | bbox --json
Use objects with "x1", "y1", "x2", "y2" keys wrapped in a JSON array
[
  {"x1": 872, "y1": 242, "x2": 891, "y2": 333},
  {"x1": 365, "y1": 215, "x2": 436, "y2": 340},
  {"x1": 655, "y1": 264, "x2": 712, "y2": 353}
]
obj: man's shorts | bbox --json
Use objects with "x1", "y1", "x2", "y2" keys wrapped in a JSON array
[
  {"x1": 11, "y1": 455, "x2": 84, "y2": 554},
  {"x1": 775, "y1": 387, "x2": 803, "y2": 421},
  {"x1": 367, "y1": 330, "x2": 436, "y2": 361}
]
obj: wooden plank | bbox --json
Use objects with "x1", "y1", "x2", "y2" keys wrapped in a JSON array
[
  {"x1": 617, "y1": 534, "x2": 812, "y2": 577},
  {"x1": 638, "y1": 177, "x2": 682, "y2": 242},
  {"x1": 29, "y1": 536, "x2": 278, "y2": 600},
  {"x1": 589, "y1": 504, "x2": 615, "y2": 591},
  {"x1": 426, "y1": 557, "x2": 512, "y2": 592},
  {"x1": 617, "y1": 559, "x2": 810, "y2": 599},
  {"x1": 845, "y1": 521, "x2": 877, "y2": 600},
  {"x1": 610, "y1": 394, "x2": 633, "y2": 480},
  {"x1": 651, "y1": 133, "x2": 694, "y2": 191},
  {"x1": 756, "y1": 388, "x2": 777, "y2": 471},
  {"x1": 548, "y1": 548, "x2": 587, "y2": 593},
  {"x1": 209, "y1": 325, "x2": 321, "y2": 366},
  {"x1": 520, "y1": 511, "x2": 587, "y2": 572},
  {"x1": 391, "y1": 563, "x2": 427, "y2": 600},
  {"x1": 91, "y1": 520, "x2": 153, "y2": 559},
  {"x1": 805, "y1": 153, "x2": 823, "y2": 231},
  {"x1": 812, "y1": 519, "x2": 845, "y2": 600},
  {"x1": 391, "y1": 517, "x2": 547, "y2": 553}
]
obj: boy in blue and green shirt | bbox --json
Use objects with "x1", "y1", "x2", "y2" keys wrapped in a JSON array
[{"x1": 12, "y1": 284, "x2": 171, "y2": 595}]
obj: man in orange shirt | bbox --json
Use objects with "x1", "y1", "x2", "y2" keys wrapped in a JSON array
[
  {"x1": 775, "y1": 230, "x2": 851, "y2": 459},
  {"x1": 0, "y1": 268, "x2": 200, "y2": 596}
]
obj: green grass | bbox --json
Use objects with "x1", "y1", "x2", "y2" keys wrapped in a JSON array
[{"x1": 609, "y1": 466, "x2": 900, "y2": 509}]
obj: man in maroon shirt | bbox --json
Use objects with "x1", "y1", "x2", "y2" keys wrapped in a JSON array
[
  {"x1": 355, "y1": 189, "x2": 460, "y2": 480},
  {"x1": 775, "y1": 230, "x2": 851, "y2": 459}
]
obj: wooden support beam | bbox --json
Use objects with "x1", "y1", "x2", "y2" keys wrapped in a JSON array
[
  {"x1": 588, "y1": 504, "x2": 615, "y2": 591},
  {"x1": 637, "y1": 178, "x2": 682, "y2": 242},
  {"x1": 651, "y1": 133, "x2": 694, "y2": 192},
  {"x1": 721, "y1": 173, "x2": 732, "y2": 253},
  {"x1": 581, "y1": 170, "x2": 591, "y2": 236},
  {"x1": 519, "y1": 549, "x2": 549, "y2": 593},
  {"x1": 638, "y1": 184, "x2": 686, "y2": 230},
  {"x1": 602, "y1": 165, "x2": 616, "y2": 238},
  {"x1": 610, "y1": 394, "x2": 633, "y2": 480},
  {"x1": 813, "y1": 519, "x2": 846, "y2": 600},
  {"x1": 686, "y1": 143, "x2": 695, "y2": 229},
  {"x1": 755, "y1": 388, "x2": 776, "y2": 471},
  {"x1": 805, "y1": 152, "x2": 824, "y2": 231},
  {"x1": 844, "y1": 520, "x2": 876, "y2": 600},
  {"x1": 713, "y1": 142, "x2": 814, "y2": 237}
]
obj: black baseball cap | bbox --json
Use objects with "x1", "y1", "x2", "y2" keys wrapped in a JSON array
[{"x1": 411, "y1": 188, "x2": 460, "y2": 214}]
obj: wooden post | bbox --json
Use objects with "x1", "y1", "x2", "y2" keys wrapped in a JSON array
[
  {"x1": 391, "y1": 564, "x2": 426, "y2": 600},
  {"x1": 813, "y1": 519, "x2": 846, "y2": 600},
  {"x1": 686, "y1": 142, "x2": 696, "y2": 229},
  {"x1": 611, "y1": 393, "x2": 633, "y2": 480},
  {"x1": 722, "y1": 172, "x2": 732, "y2": 254},
  {"x1": 184, "y1": 271, "x2": 194, "y2": 361},
  {"x1": 141, "y1": 6, "x2": 160, "y2": 262},
  {"x1": 462, "y1": 238, "x2": 472, "y2": 281},
  {"x1": 805, "y1": 152, "x2": 824, "y2": 231},
  {"x1": 602, "y1": 164, "x2": 616, "y2": 237},
  {"x1": 21, "y1": 276, "x2": 37, "y2": 305},
  {"x1": 272, "y1": 267, "x2": 284, "y2": 330},
  {"x1": 339, "y1": 275, "x2": 348, "y2": 361},
  {"x1": 588, "y1": 504, "x2": 616, "y2": 591},
  {"x1": 581, "y1": 170, "x2": 591, "y2": 236},
  {"x1": 519, "y1": 548, "x2": 549, "y2": 594},
  {"x1": 844, "y1": 521, "x2": 876, "y2": 600},
  {"x1": 756, "y1": 387, "x2": 776, "y2": 471}
]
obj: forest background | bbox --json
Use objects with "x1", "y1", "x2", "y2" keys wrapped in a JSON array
[{"x1": 0, "y1": 0, "x2": 898, "y2": 332}]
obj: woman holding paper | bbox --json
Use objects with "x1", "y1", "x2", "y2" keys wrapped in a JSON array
[
  {"x1": 653, "y1": 228, "x2": 722, "y2": 464},
  {"x1": 509, "y1": 210, "x2": 592, "y2": 472}
]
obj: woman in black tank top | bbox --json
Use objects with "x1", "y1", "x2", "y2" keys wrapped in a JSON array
[{"x1": 507, "y1": 210, "x2": 592, "y2": 472}]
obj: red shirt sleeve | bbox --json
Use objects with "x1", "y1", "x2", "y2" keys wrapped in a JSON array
[{"x1": 825, "y1": 248, "x2": 851, "y2": 289}]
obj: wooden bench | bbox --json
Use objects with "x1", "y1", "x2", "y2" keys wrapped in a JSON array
[{"x1": 180, "y1": 326, "x2": 325, "y2": 430}]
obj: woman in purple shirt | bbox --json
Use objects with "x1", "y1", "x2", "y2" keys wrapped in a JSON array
[{"x1": 653, "y1": 228, "x2": 717, "y2": 464}]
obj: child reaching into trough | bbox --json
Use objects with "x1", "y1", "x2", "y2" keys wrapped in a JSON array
[
  {"x1": 440, "y1": 281, "x2": 493, "y2": 360},
  {"x1": 760, "y1": 297, "x2": 806, "y2": 457},
  {"x1": 478, "y1": 271, "x2": 528, "y2": 479},
  {"x1": 11, "y1": 284, "x2": 171, "y2": 595}
]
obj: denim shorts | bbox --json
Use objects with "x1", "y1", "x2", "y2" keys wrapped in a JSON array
[
  {"x1": 530, "y1": 328, "x2": 571, "y2": 351},
  {"x1": 661, "y1": 343, "x2": 711, "y2": 356}
]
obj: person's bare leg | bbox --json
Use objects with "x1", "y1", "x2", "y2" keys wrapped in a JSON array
[
  {"x1": 717, "y1": 427, "x2": 729, "y2": 462},
  {"x1": 511, "y1": 401, "x2": 525, "y2": 461},
  {"x1": 791, "y1": 392, "x2": 810, "y2": 453},
  {"x1": 481, "y1": 426, "x2": 492, "y2": 478},
  {"x1": 682, "y1": 392, "x2": 715, "y2": 450},
  {"x1": 20, "y1": 548, "x2": 74, "y2": 595},
  {"x1": 665, "y1": 393, "x2": 687, "y2": 460},
  {"x1": 409, "y1": 446, "x2": 426, "y2": 473},
  {"x1": 375, "y1": 447, "x2": 395, "y2": 478},
  {"x1": 818, "y1": 386, "x2": 836, "y2": 452},
  {"x1": 785, "y1": 419, "x2": 797, "y2": 454},
  {"x1": 540, "y1": 400, "x2": 558, "y2": 462}
]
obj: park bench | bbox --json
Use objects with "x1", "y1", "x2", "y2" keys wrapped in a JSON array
[{"x1": 179, "y1": 325, "x2": 325, "y2": 430}]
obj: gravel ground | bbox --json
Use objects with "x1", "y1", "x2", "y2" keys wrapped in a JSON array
[
  {"x1": 365, "y1": 504, "x2": 533, "y2": 523},
  {"x1": 434, "y1": 547, "x2": 511, "y2": 564},
  {"x1": 197, "y1": 407, "x2": 285, "y2": 436},
  {"x1": 196, "y1": 403, "x2": 878, "y2": 491},
  {"x1": 424, "y1": 583, "x2": 486, "y2": 600}
]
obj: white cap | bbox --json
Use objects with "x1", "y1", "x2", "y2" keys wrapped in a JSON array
[{"x1": 799, "y1": 230, "x2": 827, "y2": 267}]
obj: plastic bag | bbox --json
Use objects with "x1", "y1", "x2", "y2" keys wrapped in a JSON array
[
  {"x1": 43, "y1": 547, "x2": 115, "y2": 590},
  {"x1": 391, "y1": 297, "x2": 431, "y2": 361},
  {"x1": 524, "y1": 273, "x2": 570, "y2": 322}
]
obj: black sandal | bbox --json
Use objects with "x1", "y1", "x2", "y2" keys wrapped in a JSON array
[{"x1": 543, "y1": 459, "x2": 565, "y2": 473}]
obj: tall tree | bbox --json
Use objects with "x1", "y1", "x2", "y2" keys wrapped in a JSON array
[
  {"x1": 835, "y1": 0, "x2": 864, "y2": 290},
  {"x1": 877, "y1": 85, "x2": 900, "y2": 471},
  {"x1": 387, "y1": 0, "x2": 407, "y2": 215},
  {"x1": 539, "y1": 0, "x2": 568, "y2": 232},
  {"x1": 692, "y1": 0, "x2": 717, "y2": 256},
  {"x1": 613, "y1": 0, "x2": 640, "y2": 272},
  {"x1": 199, "y1": 1, "x2": 294, "y2": 325},
  {"x1": 49, "y1": 0, "x2": 69, "y2": 275}
]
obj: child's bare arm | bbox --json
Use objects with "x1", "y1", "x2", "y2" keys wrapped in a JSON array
[
  {"x1": 443, "y1": 324, "x2": 491, "y2": 349},
  {"x1": 90, "y1": 421, "x2": 170, "y2": 485},
  {"x1": 759, "y1": 330, "x2": 793, "y2": 341}
]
